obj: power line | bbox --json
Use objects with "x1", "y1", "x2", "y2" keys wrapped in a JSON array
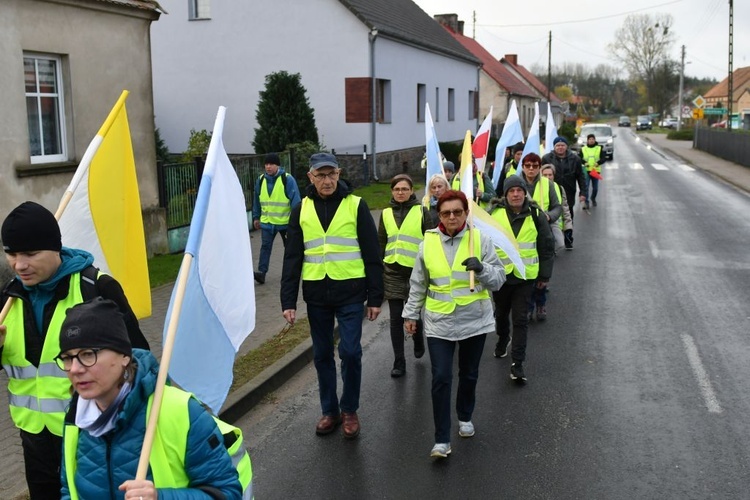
[{"x1": 477, "y1": 0, "x2": 683, "y2": 28}]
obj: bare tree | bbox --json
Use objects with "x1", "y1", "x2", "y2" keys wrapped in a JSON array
[{"x1": 608, "y1": 13, "x2": 675, "y2": 108}]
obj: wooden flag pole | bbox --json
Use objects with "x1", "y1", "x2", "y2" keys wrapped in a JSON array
[
  {"x1": 468, "y1": 206, "x2": 475, "y2": 292},
  {"x1": 135, "y1": 252, "x2": 193, "y2": 479}
]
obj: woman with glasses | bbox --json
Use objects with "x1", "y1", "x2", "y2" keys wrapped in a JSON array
[
  {"x1": 402, "y1": 190, "x2": 505, "y2": 458},
  {"x1": 57, "y1": 298, "x2": 243, "y2": 500},
  {"x1": 377, "y1": 174, "x2": 432, "y2": 378}
]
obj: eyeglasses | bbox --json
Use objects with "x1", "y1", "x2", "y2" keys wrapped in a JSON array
[
  {"x1": 54, "y1": 348, "x2": 103, "y2": 371},
  {"x1": 392, "y1": 187, "x2": 412, "y2": 193},
  {"x1": 311, "y1": 170, "x2": 340, "y2": 180},
  {"x1": 439, "y1": 209, "x2": 465, "y2": 218},
  {"x1": 523, "y1": 163, "x2": 540, "y2": 169}
]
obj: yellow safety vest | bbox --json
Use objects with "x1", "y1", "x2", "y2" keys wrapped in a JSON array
[
  {"x1": 259, "y1": 173, "x2": 292, "y2": 225},
  {"x1": 529, "y1": 176, "x2": 551, "y2": 212},
  {"x1": 453, "y1": 172, "x2": 488, "y2": 209},
  {"x1": 423, "y1": 230, "x2": 489, "y2": 314},
  {"x1": 301, "y1": 195, "x2": 365, "y2": 281},
  {"x1": 1, "y1": 275, "x2": 83, "y2": 436},
  {"x1": 63, "y1": 386, "x2": 252, "y2": 499},
  {"x1": 491, "y1": 209, "x2": 539, "y2": 280},
  {"x1": 552, "y1": 182, "x2": 564, "y2": 230},
  {"x1": 382, "y1": 206, "x2": 424, "y2": 268},
  {"x1": 581, "y1": 145, "x2": 602, "y2": 173}
]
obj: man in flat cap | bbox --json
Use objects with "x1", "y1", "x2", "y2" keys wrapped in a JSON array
[
  {"x1": 0, "y1": 201, "x2": 149, "y2": 499},
  {"x1": 252, "y1": 153, "x2": 301, "y2": 285},
  {"x1": 281, "y1": 153, "x2": 383, "y2": 440}
]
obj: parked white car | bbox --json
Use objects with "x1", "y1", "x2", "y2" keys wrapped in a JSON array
[{"x1": 659, "y1": 117, "x2": 679, "y2": 129}]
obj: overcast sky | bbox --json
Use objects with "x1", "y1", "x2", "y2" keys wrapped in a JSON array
[{"x1": 412, "y1": 0, "x2": 746, "y2": 81}]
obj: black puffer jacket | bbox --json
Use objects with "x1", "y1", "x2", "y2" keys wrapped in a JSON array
[
  {"x1": 280, "y1": 181, "x2": 384, "y2": 310},
  {"x1": 542, "y1": 150, "x2": 585, "y2": 200},
  {"x1": 377, "y1": 195, "x2": 431, "y2": 300}
]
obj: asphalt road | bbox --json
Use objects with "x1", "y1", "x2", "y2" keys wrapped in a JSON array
[{"x1": 236, "y1": 129, "x2": 750, "y2": 499}]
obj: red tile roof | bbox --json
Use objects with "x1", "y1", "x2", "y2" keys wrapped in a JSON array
[
  {"x1": 442, "y1": 27, "x2": 536, "y2": 98},
  {"x1": 704, "y1": 66, "x2": 750, "y2": 100}
]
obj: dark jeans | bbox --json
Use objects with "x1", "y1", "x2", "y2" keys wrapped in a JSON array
[
  {"x1": 20, "y1": 428, "x2": 62, "y2": 500},
  {"x1": 564, "y1": 186, "x2": 577, "y2": 221},
  {"x1": 257, "y1": 225, "x2": 287, "y2": 274},
  {"x1": 388, "y1": 299, "x2": 424, "y2": 370},
  {"x1": 585, "y1": 175, "x2": 599, "y2": 202},
  {"x1": 493, "y1": 281, "x2": 534, "y2": 362},
  {"x1": 307, "y1": 302, "x2": 364, "y2": 415},
  {"x1": 427, "y1": 334, "x2": 486, "y2": 443},
  {"x1": 529, "y1": 283, "x2": 548, "y2": 309}
]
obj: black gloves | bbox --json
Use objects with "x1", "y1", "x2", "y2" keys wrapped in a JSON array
[{"x1": 461, "y1": 257, "x2": 483, "y2": 273}]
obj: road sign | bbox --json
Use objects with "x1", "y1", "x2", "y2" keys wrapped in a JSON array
[
  {"x1": 693, "y1": 95, "x2": 706, "y2": 109},
  {"x1": 703, "y1": 108, "x2": 727, "y2": 115},
  {"x1": 692, "y1": 108, "x2": 704, "y2": 120}
]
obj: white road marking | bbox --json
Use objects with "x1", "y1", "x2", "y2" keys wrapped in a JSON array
[
  {"x1": 605, "y1": 163, "x2": 619, "y2": 169},
  {"x1": 652, "y1": 163, "x2": 669, "y2": 170},
  {"x1": 632, "y1": 163, "x2": 644, "y2": 170},
  {"x1": 679, "y1": 164, "x2": 695, "y2": 172},
  {"x1": 681, "y1": 334, "x2": 723, "y2": 414}
]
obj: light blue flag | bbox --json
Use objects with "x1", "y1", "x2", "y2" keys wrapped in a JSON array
[
  {"x1": 544, "y1": 102, "x2": 558, "y2": 155},
  {"x1": 164, "y1": 106, "x2": 256, "y2": 413},
  {"x1": 492, "y1": 100, "x2": 524, "y2": 188},
  {"x1": 517, "y1": 102, "x2": 540, "y2": 176},
  {"x1": 425, "y1": 103, "x2": 443, "y2": 180}
]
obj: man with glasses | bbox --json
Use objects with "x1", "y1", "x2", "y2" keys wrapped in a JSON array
[
  {"x1": 281, "y1": 153, "x2": 383, "y2": 439},
  {"x1": 0, "y1": 201, "x2": 148, "y2": 499}
]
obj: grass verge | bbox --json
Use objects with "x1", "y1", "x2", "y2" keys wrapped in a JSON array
[
  {"x1": 230, "y1": 318, "x2": 311, "y2": 391},
  {"x1": 355, "y1": 181, "x2": 424, "y2": 210},
  {"x1": 148, "y1": 253, "x2": 184, "y2": 288}
]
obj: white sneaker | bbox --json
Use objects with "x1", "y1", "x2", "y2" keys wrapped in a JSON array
[
  {"x1": 458, "y1": 420, "x2": 475, "y2": 437},
  {"x1": 430, "y1": 442, "x2": 452, "y2": 458}
]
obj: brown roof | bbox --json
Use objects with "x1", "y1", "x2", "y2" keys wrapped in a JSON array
[
  {"x1": 500, "y1": 56, "x2": 561, "y2": 104},
  {"x1": 92, "y1": 0, "x2": 163, "y2": 12},
  {"x1": 704, "y1": 66, "x2": 750, "y2": 101},
  {"x1": 442, "y1": 27, "x2": 536, "y2": 98}
]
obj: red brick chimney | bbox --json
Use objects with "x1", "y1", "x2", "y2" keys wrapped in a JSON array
[{"x1": 504, "y1": 54, "x2": 518, "y2": 65}]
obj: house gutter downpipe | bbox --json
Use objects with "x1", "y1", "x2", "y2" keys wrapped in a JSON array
[{"x1": 369, "y1": 27, "x2": 379, "y2": 181}]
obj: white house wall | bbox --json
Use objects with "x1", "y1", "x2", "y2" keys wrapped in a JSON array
[{"x1": 151, "y1": 1, "x2": 478, "y2": 156}]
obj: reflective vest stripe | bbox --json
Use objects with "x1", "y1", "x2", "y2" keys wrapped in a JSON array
[
  {"x1": 518, "y1": 242, "x2": 537, "y2": 250},
  {"x1": 10, "y1": 394, "x2": 69, "y2": 413},
  {"x1": 386, "y1": 234, "x2": 423, "y2": 245},
  {"x1": 552, "y1": 182, "x2": 564, "y2": 230},
  {"x1": 581, "y1": 146, "x2": 602, "y2": 173},
  {"x1": 5, "y1": 363, "x2": 66, "y2": 379},
  {"x1": 384, "y1": 248, "x2": 418, "y2": 259},
  {"x1": 531, "y1": 177, "x2": 551, "y2": 211},
  {"x1": 301, "y1": 196, "x2": 366, "y2": 281},
  {"x1": 259, "y1": 174, "x2": 291, "y2": 225}
]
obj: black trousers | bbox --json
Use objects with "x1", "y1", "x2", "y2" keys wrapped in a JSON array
[
  {"x1": 388, "y1": 299, "x2": 424, "y2": 370},
  {"x1": 20, "y1": 427, "x2": 62, "y2": 500},
  {"x1": 493, "y1": 281, "x2": 534, "y2": 363}
]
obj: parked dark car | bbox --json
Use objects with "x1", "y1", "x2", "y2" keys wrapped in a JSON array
[
  {"x1": 618, "y1": 116, "x2": 631, "y2": 127},
  {"x1": 636, "y1": 115, "x2": 652, "y2": 130}
]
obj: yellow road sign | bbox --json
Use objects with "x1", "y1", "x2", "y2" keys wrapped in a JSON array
[
  {"x1": 692, "y1": 108, "x2": 704, "y2": 120},
  {"x1": 692, "y1": 95, "x2": 706, "y2": 109}
]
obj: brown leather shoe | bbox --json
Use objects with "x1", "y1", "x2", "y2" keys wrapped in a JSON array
[
  {"x1": 315, "y1": 414, "x2": 342, "y2": 436},
  {"x1": 342, "y1": 412, "x2": 360, "y2": 439}
]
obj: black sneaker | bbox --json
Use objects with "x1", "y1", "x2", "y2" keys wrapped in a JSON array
[
  {"x1": 510, "y1": 363, "x2": 526, "y2": 382},
  {"x1": 592, "y1": 199, "x2": 598, "y2": 207},
  {"x1": 494, "y1": 341, "x2": 510, "y2": 358},
  {"x1": 565, "y1": 242, "x2": 573, "y2": 251},
  {"x1": 254, "y1": 272, "x2": 266, "y2": 284}
]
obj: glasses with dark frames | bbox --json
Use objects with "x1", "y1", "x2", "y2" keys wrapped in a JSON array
[
  {"x1": 439, "y1": 209, "x2": 465, "y2": 218},
  {"x1": 54, "y1": 348, "x2": 103, "y2": 371}
]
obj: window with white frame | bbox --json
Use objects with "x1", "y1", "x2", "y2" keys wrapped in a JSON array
[
  {"x1": 376, "y1": 79, "x2": 391, "y2": 124},
  {"x1": 448, "y1": 88, "x2": 455, "y2": 121},
  {"x1": 24, "y1": 54, "x2": 66, "y2": 164},
  {"x1": 189, "y1": 0, "x2": 211, "y2": 20}
]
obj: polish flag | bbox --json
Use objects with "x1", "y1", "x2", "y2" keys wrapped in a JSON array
[{"x1": 472, "y1": 106, "x2": 493, "y2": 174}]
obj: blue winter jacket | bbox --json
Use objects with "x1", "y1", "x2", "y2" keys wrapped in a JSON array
[{"x1": 60, "y1": 349, "x2": 242, "y2": 499}]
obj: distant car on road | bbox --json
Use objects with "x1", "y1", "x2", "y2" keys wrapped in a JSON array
[
  {"x1": 659, "y1": 117, "x2": 679, "y2": 129},
  {"x1": 636, "y1": 115, "x2": 652, "y2": 130},
  {"x1": 618, "y1": 116, "x2": 631, "y2": 127},
  {"x1": 573, "y1": 123, "x2": 615, "y2": 160}
]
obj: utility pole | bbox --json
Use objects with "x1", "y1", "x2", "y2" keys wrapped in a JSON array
[
  {"x1": 472, "y1": 10, "x2": 476, "y2": 39},
  {"x1": 677, "y1": 45, "x2": 685, "y2": 131},
  {"x1": 547, "y1": 31, "x2": 552, "y2": 103},
  {"x1": 727, "y1": 0, "x2": 734, "y2": 131}
]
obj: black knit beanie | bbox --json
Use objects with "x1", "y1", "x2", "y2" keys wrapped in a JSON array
[
  {"x1": 1, "y1": 201, "x2": 62, "y2": 253},
  {"x1": 503, "y1": 175, "x2": 528, "y2": 197},
  {"x1": 59, "y1": 298, "x2": 132, "y2": 357}
]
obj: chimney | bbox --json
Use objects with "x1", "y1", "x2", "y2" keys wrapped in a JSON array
[
  {"x1": 504, "y1": 54, "x2": 518, "y2": 65},
  {"x1": 433, "y1": 14, "x2": 462, "y2": 35}
]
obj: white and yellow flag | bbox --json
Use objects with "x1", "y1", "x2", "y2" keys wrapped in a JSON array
[{"x1": 58, "y1": 90, "x2": 152, "y2": 318}]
